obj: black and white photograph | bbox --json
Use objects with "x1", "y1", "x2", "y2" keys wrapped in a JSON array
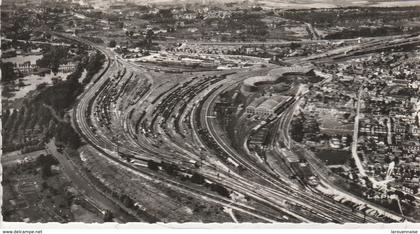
[{"x1": 1, "y1": 0, "x2": 420, "y2": 231}]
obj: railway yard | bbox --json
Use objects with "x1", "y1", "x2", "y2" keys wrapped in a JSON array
[{"x1": 66, "y1": 32, "x2": 420, "y2": 223}]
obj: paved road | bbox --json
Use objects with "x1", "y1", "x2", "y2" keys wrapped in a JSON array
[
  {"x1": 2, "y1": 149, "x2": 47, "y2": 166},
  {"x1": 352, "y1": 87, "x2": 367, "y2": 177},
  {"x1": 2, "y1": 38, "x2": 71, "y2": 46}
]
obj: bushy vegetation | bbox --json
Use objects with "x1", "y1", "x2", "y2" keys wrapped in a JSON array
[
  {"x1": 35, "y1": 77, "x2": 83, "y2": 113},
  {"x1": 205, "y1": 12, "x2": 269, "y2": 41},
  {"x1": 290, "y1": 113, "x2": 305, "y2": 142},
  {"x1": 36, "y1": 46, "x2": 70, "y2": 73},
  {"x1": 2, "y1": 47, "x2": 105, "y2": 152},
  {"x1": 281, "y1": 7, "x2": 420, "y2": 27},
  {"x1": 83, "y1": 51, "x2": 106, "y2": 85},
  {"x1": 325, "y1": 26, "x2": 420, "y2": 40},
  {"x1": 108, "y1": 40, "x2": 117, "y2": 48},
  {"x1": 55, "y1": 122, "x2": 82, "y2": 149},
  {"x1": 37, "y1": 154, "x2": 59, "y2": 178},
  {"x1": 281, "y1": 7, "x2": 420, "y2": 39},
  {"x1": 1, "y1": 62, "x2": 18, "y2": 82},
  {"x1": 219, "y1": 12, "x2": 268, "y2": 36}
]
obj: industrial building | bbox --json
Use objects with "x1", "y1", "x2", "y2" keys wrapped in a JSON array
[
  {"x1": 242, "y1": 66, "x2": 313, "y2": 92},
  {"x1": 246, "y1": 95, "x2": 292, "y2": 118}
]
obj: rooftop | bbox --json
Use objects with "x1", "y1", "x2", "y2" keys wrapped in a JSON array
[{"x1": 244, "y1": 65, "x2": 313, "y2": 88}]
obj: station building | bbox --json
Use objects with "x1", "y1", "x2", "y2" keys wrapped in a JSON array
[{"x1": 246, "y1": 95, "x2": 292, "y2": 118}]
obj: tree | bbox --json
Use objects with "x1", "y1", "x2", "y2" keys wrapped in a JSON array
[
  {"x1": 384, "y1": 155, "x2": 391, "y2": 164},
  {"x1": 103, "y1": 210, "x2": 114, "y2": 222},
  {"x1": 405, "y1": 194, "x2": 415, "y2": 203},
  {"x1": 147, "y1": 161, "x2": 159, "y2": 171},
  {"x1": 55, "y1": 122, "x2": 82, "y2": 149},
  {"x1": 161, "y1": 162, "x2": 179, "y2": 176},
  {"x1": 1, "y1": 62, "x2": 17, "y2": 82},
  {"x1": 108, "y1": 40, "x2": 117, "y2": 48},
  {"x1": 37, "y1": 154, "x2": 59, "y2": 178},
  {"x1": 5, "y1": 109, "x2": 17, "y2": 129},
  {"x1": 191, "y1": 173, "x2": 205, "y2": 184},
  {"x1": 35, "y1": 77, "x2": 83, "y2": 112},
  {"x1": 125, "y1": 31, "x2": 134, "y2": 38},
  {"x1": 2, "y1": 109, "x2": 11, "y2": 124},
  {"x1": 394, "y1": 190, "x2": 404, "y2": 200},
  {"x1": 41, "y1": 165, "x2": 53, "y2": 178},
  {"x1": 36, "y1": 82, "x2": 48, "y2": 90},
  {"x1": 84, "y1": 52, "x2": 105, "y2": 84},
  {"x1": 13, "y1": 109, "x2": 25, "y2": 132},
  {"x1": 121, "y1": 195, "x2": 134, "y2": 208},
  {"x1": 41, "y1": 181, "x2": 48, "y2": 191},
  {"x1": 349, "y1": 158, "x2": 356, "y2": 169},
  {"x1": 210, "y1": 184, "x2": 230, "y2": 198},
  {"x1": 290, "y1": 42, "x2": 301, "y2": 50},
  {"x1": 363, "y1": 176, "x2": 373, "y2": 188},
  {"x1": 291, "y1": 119, "x2": 304, "y2": 142},
  {"x1": 36, "y1": 46, "x2": 68, "y2": 73},
  {"x1": 145, "y1": 29, "x2": 154, "y2": 48},
  {"x1": 158, "y1": 9, "x2": 173, "y2": 19}
]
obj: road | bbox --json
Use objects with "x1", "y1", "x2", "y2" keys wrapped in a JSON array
[
  {"x1": 1, "y1": 149, "x2": 47, "y2": 166},
  {"x1": 352, "y1": 87, "x2": 367, "y2": 177},
  {"x1": 2, "y1": 37, "x2": 71, "y2": 46}
]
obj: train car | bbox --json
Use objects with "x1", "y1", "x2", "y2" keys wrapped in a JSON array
[
  {"x1": 227, "y1": 157, "x2": 239, "y2": 167},
  {"x1": 132, "y1": 159, "x2": 148, "y2": 167}
]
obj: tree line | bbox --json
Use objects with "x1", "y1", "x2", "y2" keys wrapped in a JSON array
[{"x1": 2, "y1": 49, "x2": 106, "y2": 152}]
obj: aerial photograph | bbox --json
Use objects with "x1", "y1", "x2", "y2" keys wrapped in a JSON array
[{"x1": 1, "y1": 0, "x2": 420, "y2": 225}]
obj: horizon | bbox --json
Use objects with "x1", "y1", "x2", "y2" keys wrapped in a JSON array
[{"x1": 4, "y1": 0, "x2": 420, "y2": 9}]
